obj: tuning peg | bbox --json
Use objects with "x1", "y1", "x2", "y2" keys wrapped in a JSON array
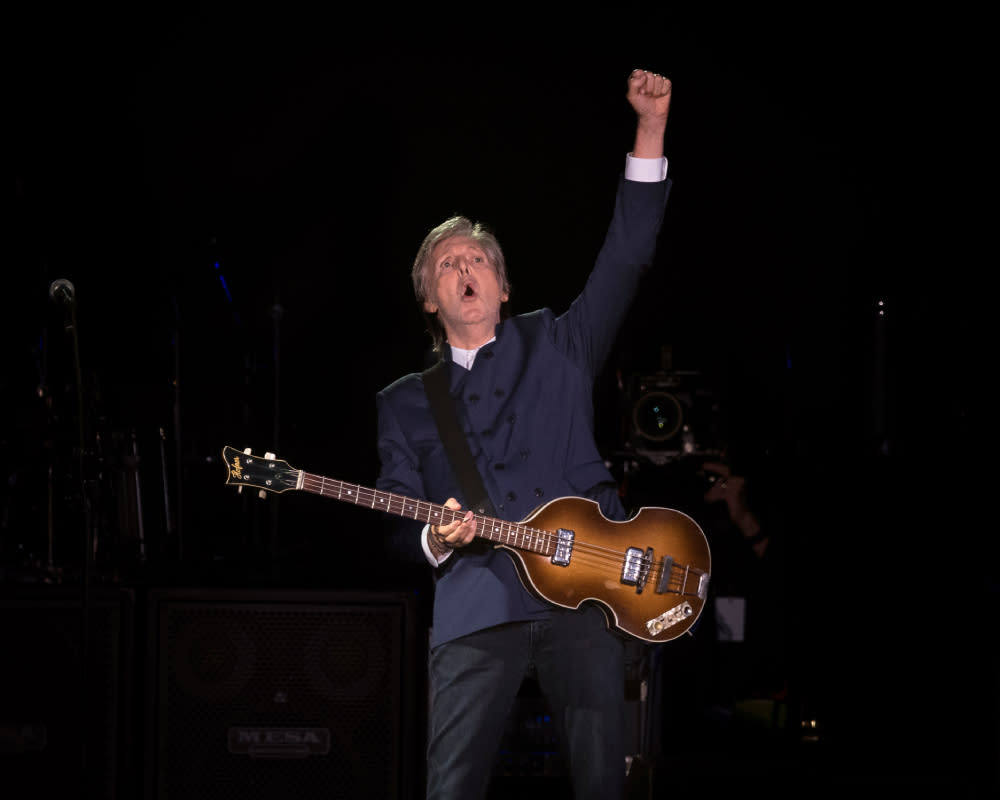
[
  {"x1": 239, "y1": 449, "x2": 252, "y2": 494},
  {"x1": 260, "y1": 452, "x2": 276, "y2": 498}
]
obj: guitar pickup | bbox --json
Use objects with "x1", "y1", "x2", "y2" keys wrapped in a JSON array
[
  {"x1": 551, "y1": 528, "x2": 574, "y2": 566},
  {"x1": 621, "y1": 547, "x2": 652, "y2": 592}
]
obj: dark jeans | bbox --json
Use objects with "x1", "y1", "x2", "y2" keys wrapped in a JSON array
[{"x1": 425, "y1": 604, "x2": 626, "y2": 800}]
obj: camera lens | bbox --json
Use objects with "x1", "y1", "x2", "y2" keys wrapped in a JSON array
[{"x1": 632, "y1": 390, "x2": 683, "y2": 443}]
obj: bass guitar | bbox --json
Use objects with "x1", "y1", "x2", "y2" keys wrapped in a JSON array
[{"x1": 222, "y1": 446, "x2": 711, "y2": 643}]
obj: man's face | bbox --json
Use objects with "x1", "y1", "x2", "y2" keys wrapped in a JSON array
[{"x1": 423, "y1": 235, "x2": 508, "y2": 344}]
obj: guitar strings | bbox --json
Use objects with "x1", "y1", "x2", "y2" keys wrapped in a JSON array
[
  {"x1": 296, "y1": 472, "x2": 706, "y2": 596},
  {"x1": 297, "y1": 474, "x2": 703, "y2": 593}
]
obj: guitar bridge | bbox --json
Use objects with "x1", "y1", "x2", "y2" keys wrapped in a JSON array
[
  {"x1": 655, "y1": 556, "x2": 674, "y2": 593},
  {"x1": 621, "y1": 547, "x2": 653, "y2": 593}
]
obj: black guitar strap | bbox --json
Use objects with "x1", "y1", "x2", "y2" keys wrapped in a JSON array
[{"x1": 422, "y1": 358, "x2": 497, "y2": 517}]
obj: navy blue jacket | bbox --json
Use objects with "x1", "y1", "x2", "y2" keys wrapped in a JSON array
[{"x1": 376, "y1": 174, "x2": 671, "y2": 648}]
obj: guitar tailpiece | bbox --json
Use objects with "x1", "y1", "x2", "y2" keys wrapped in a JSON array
[{"x1": 646, "y1": 602, "x2": 693, "y2": 636}]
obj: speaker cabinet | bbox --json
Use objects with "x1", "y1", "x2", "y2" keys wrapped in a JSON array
[
  {"x1": 0, "y1": 584, "x2": 134, "y2": 799},
  {"x1": 145, "y1": 588, "x2": 422, "y2": 800}
]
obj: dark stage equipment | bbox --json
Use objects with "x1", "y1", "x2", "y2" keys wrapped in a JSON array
[
  {"x1": 0, "y1": 585, "x2": 135, "y2": 799},
  {"x1": 144, "y1": 588, "x2": 423, "y2": 800},
  {"x1": 623, "y1": 368, "x2": 725, "y2": 465}
]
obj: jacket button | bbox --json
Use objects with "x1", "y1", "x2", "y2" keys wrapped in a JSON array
[
  {"x1": 468, "y1": 393, "x2": 480, "y2": 404},
  {"x1": 506, "y1": 492, "x2": 517, "y2": 502},
  {"x1": 533, "y1": 488, "x2": 544, "y2": 497},
  {"x1": 494, "y1": 388, "x2": 506, "y2": 398},
  {"x1": 507, "y1": 414, "x2": 516, "y2": 424},
  {"x1": 494, "y1": 463, "x2": 505, "y2": 471}
]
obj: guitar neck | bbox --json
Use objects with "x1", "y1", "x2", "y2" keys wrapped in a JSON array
[{"x1": 298, "y1": 471, "x2": 556, "y2": 557}]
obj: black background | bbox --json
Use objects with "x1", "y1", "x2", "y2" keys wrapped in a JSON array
[{"x1": 6, "y1": 5, "x2": 994, "y2": 794}]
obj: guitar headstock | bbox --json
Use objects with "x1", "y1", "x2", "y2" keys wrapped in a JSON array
[{"x1": 222, "y1": 446, "x2": 300, "y2": 496}]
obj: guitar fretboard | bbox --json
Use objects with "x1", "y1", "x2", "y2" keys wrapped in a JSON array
[{"x1": 299, "y1": 471, "x2": 557, "y2": 556}]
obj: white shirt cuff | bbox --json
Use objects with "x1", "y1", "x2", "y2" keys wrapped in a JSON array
[
  {"x1": 422, "y1": 523, "x2": 452, "y2": 566},
  {"x1": 625, "y1": 153, "x2": 668, "y2": 182}
]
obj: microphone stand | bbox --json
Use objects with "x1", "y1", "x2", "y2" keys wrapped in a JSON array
[
  {"x1": 35, "y1": 325, "x2": 59, "y2": 578},
  {"x1": 50, "y1": 278, "x2": 95, "y2": 792},
  {"x1": 170, "y1": 319, "x2": 184, "y2": 564}
]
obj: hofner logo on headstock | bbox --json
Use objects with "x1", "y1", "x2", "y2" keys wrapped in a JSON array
[
  {"x1": 228, "y1": 727, "x2": 330, "y2": 758},
  {"x1": 229, "y1": 453, "x2": 243, "y2": 480}
]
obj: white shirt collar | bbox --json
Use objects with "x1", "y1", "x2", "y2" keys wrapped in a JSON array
[{"x1": 450, "y1": 337, "x2": 496, "y2": 370}]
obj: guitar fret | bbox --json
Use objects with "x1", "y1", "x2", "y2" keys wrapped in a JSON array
[{"x1": 302, "y1": 472, "x2": 548, "y2": 551}]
